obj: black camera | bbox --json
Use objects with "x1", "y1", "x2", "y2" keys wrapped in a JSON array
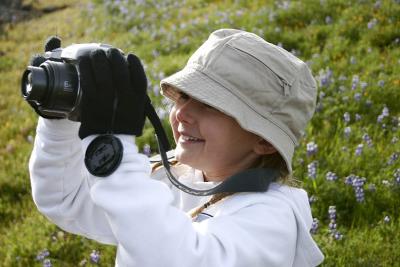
[{"x1": 21, "y1": 43, "x2": 114, "y2": 121}]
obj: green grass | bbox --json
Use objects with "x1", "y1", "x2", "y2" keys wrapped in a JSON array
[{"x1": 0, "y1": 0, "x2": 399, "y2": 266}]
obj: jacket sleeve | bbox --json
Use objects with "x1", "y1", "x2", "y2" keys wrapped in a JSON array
[
  {"x1": 29, "y1": 118, "x2": 117, "y2": 244},
  {"x1": 87, "y1": 135, "x2": 298, "y2": 267}
]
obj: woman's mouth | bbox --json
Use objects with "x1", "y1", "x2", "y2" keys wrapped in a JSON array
[{"x1": 179, "y1": 134, "x2": 205, "y2": 144}]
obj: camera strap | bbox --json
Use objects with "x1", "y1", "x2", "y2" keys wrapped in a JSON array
[
  {"x1": 145, "y1": 102, "x2": 279, "y2": 196},
  {"x1": 85, "y1": 96, "x2": 124, "y2": 177}
]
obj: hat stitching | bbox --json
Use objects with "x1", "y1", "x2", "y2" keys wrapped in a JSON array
[{"x1": 226, "y1": 43, "x2": 295, "y2": 88}]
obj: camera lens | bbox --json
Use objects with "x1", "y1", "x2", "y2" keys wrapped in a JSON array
[
  {"x1": 21, "y1": 61, "x2": 80, "y2": 119},
  {"x1": 21, "y1": 66, "x2": 48, "y2": 103},
  {"x1": 25, "y1": 73, "x2": 32, "y2": 94}
]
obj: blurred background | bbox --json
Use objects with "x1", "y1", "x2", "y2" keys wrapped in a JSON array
[{"x1": 0, "y1": 0, "x2": 399, "y2": 266}]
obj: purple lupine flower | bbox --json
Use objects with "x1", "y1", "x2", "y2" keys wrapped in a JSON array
[
  {"x1": 351, "y1": 75, "x2": 359, "y2": 90},
  {"x1": 309, "y1": 195, "x2": 318, "y2": 204},
  {"x1": 327, "y1": 206, "x2": 343, "y2": 240},
  {"x1": 307, "y1": 161, "x2": 318, "y2": 179},
  {"x1": 43, "y1": 259, "x2": 52, "y2": 267},
  {"x1": 352, "y1": 176, "x2": 366, "y2": 202},
  {"x1": 328, "y1": 220, "x2": 337, "y2": 233},
  {"x1": 350, "y1": 56, "x2": 357, "y2": 65},
  {"x1": 319, "y1": 76, "x2": 329, "y2": 87},
  {"x1": 328, "y1": 206, "x2": 337, "y2": 220},
  {"x1": 355, "y1": 114, "x2": 362, "y2": 121},
  {"x1": 277, "y1": 1, "x2": 290, "y2": 10},
  {"x1": 360, "y1": 81, "x2": 368, "y2": 91},
  {"x1": 353, "y1": 177, "x2": 365, "y2": 188},
  {"x1": 310, "y1": 218, "x2": 319, "y2": 234},
  {"x1": 36, "y1": 249, "x2": 50, "y2": 261},
  {"x1": 378, "y1": 80, "x2": 385, "y2": 87},
  {"x1": 345, "y1": 174, "x2": 355, "y2": 185},
  {"x1": 377, "y1": 114, "x2": 385, "y2": 123},
  {"x1": 362, "y1": 133, "x2": 373, "y2": 147},
  {"x1": 306, "y1": 142, "x2": 318, "y2": 156},
  {"x1": 354, "y1": 92, "x2": 361, "y2": 101},
  {"x1": 143, "y1": 144, "x2": 151, "y2": 157},
  {"x1": 344, "y1": 127, "x2": 351, "y2": 138},
  {"x1": 355, "y1": 144, "x2": 364, "y2": 156},
  {"x1": 310, "y1": 218, "x2": 319, "y2": 235},
  {"x1": 367, "y1": 18, "x2": 378, "y2": 29},
  {"x1": 333, "y1": 231, "x2": 343, "y2": 240},
  {"x1": 317, "y1": 68, "x2": 332, "y2": 87},
  {"x1": 326, "y1": 171, "x2": 338, "y2": 181},
  {"x1": 377, "y1": 106, "x2": 389, "y2": 123},
  {"x1": 354, "y1": 187, "x2": 365, "y2": 202},
  {"x1": 90, "y1": 250, "x2": 100, "y2": 264},
  {"x1": 325, "y1": 16, "x2": 332, "y2": 24},
  {"x1": 382, "y1": 106, "x2": 389, "y2": 117},
  {"x1": 387, "y1": 153, "x2": 399, "y2": 165},
  {"x1": 394, "y1": 169, "x2": 400, "y2": 185},
  {"x1": 346, "y1": 175, "x2": 366, "y2": 202},
  {"x1": 343, "y1": 112, "x2": 351, "y2": 124}
]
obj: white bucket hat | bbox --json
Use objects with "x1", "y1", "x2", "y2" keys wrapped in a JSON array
[{"x1": 160, "y1": 29, "x2": 317, "y2": 174}]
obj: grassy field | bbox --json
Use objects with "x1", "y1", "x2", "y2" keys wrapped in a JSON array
[{"x1": 0, "y1": 0, "x2": 399, "y2": 266}]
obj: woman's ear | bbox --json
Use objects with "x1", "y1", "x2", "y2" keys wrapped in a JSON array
[{"x1": 253, "y1": 138, "x2": 277, "y2": 155}]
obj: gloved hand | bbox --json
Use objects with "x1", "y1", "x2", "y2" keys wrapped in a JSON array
[
  {"x1": 27, "y1": 36, "x2": 62, "y2": 119},
  {"x1": 77, "y1": 48, "x2": 148, "y2": 139}
]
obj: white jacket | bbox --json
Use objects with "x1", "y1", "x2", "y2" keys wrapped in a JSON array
[{"x1": 29, "y1": 118, "x2": 324, "y2": 267}]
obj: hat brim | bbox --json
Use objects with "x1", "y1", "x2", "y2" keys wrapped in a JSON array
[{"x1": 160, "y1": 66, "x2": 294, "y2": 173}]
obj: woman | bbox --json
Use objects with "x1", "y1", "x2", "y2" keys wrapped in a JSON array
[{"x1": 28, "y1": 29, "x2": 324, "y2": 266}]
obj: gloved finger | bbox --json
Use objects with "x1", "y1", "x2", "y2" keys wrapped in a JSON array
[
  {"x1": 107, "y1": 48, "x2": 131, "y2": 94},
  {"x1": 77, "y1": 55, "x2": 97, "y2": 98},
  {"x1": 44, "y1": 36, "x2": 61, "y2": 52},
  {"x1": 30, "y1": 55, "x2": 46, "y2": 67},
  {"x1": 127, "y1": 53, "x2": 147, "y2": 95},
  {"x1": 89, "y1": 49, "x2": 114, "y2": 98}
]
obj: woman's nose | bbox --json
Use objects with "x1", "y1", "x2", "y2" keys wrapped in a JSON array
[{"x1": 175, "y1": 100, "x2": 196, "y2": 124}]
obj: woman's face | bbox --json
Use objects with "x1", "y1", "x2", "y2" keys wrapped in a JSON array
[{"x1": 169, "y1": 92, "x2": 275, "y2": 182}]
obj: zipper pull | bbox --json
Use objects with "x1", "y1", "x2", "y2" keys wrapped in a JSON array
[{"x1": 282, "y1": 79, "x2": 290, "y2": 96}]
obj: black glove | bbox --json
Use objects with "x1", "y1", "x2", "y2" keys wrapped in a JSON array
[
  {"x1": 27, "y1": 36, "x2": 62, "y2": 119},
  {"x1": 77, "y1": 48, "x2": 148, "y2": 139}
]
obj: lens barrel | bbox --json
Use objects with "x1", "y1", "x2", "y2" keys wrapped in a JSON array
[
  {"x1": 21, "y1": 67, "x2": 48, "y2": 102},
  {"x1": 21, "y1": 60, "x2": 80, "y2": 120}
]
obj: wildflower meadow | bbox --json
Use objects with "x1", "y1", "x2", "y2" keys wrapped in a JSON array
[{"x1": 0, "y1": 0, "x2": 399, "y2": 266}]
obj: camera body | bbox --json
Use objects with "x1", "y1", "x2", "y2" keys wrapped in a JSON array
[{"x1": 21, "y1": 43, "x2": 113, "y2": 121}]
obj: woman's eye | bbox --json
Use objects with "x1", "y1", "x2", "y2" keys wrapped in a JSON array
[
  {"x1": 177, "y1": 92, "x2": 190, "y2": 103},
  {"x1": 203, "y1": 102, "x2": 217, "y2": 110},
  {"x1": 180, "y1": 92, "x2": 190, "y2": 100}
]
